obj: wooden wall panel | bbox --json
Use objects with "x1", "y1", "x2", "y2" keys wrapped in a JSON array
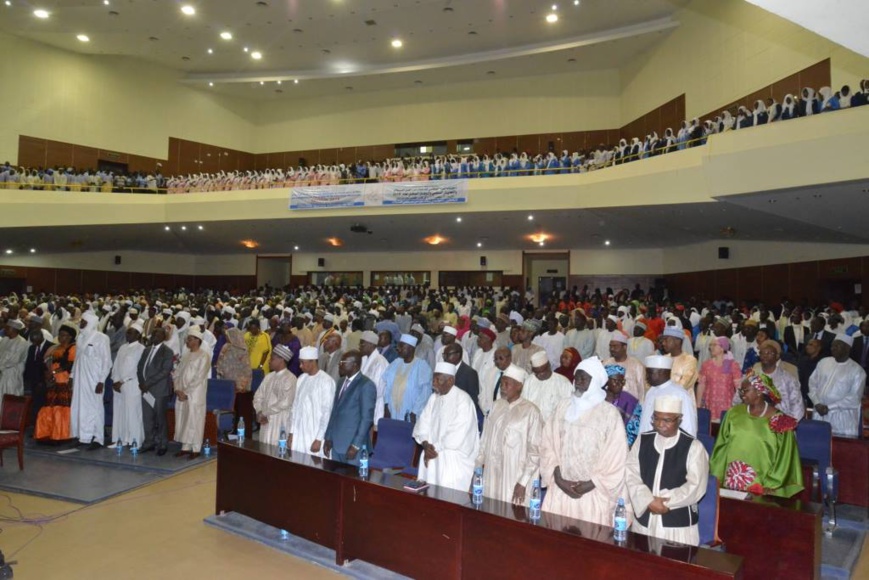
[
  {"x1": 799, "y1": 59, "x2": 832, "y2": 94},
  {"x1": 106, "y1": 271, "x2": 131, "y2": 291},
  {"x1": 46, "y1": 141, "x2": 74, "y2": 169},
  {"x1": 818, "y1": 257, "x2": 862, "y2": 279},
  {"x1": 494, "y1": 136, "x2": 518, "y2": 154},
  {"x1": 72, "y1": 145, "x2": 99, "y2": 171},
  {"x1": 762, "y1": 263, "x2": 789, "y2": 304},
  {"x1": 153, "y1": 274, "x2": 175, "y2": 289},
  {"x1": 516, "y1": 135, "x2": 539, "y2": 155},
  {"x1": 175, "y1": 274, "x2": 196, "y2": 290},
  {"x1": 620, "y1": 95, "x2": 685, "y2": 142},
  {"x1": 738, "y1": 267, "x2": 764, "y2": 304},
  {"x1": 18, "y1": 136, "x2": 47, "y2": 169},
  {"x1": 82, "y1": 270, "x2": 107, "y2": 293},
  {"x1": 178, "y1": 139, "x2": 201, "y2": 174},
  {"x1": 131, "y1": 272, "x2": 154, "y2": 289},
  {"x1": 27, "y1": 267, "x2": 55, "y2": 293},
  {"x1": 473, "y1": 138, "x2": 496, "y2": 157},
  {"x1": 789, "y1": 261, "x2": 820, "y2": 305},
  {"x1": 55, "y1": 269, "x2": 81, "y2": 295}
]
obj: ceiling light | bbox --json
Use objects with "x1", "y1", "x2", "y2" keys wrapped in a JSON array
[
  {"x1": 104, "y1": 0, "x2": 110, "y2": 5},
  {"x1": 293, "y1": 245, "x2": 299, "y2": 251},
  {"x1": 424, "y1": 235, "x2": 447, "y2": 246},
  {"x1": 241, "y1": 239, "x2": 260, "y2": 249},
  {"x1": 164, "y1": 226, "x2": 170, "y2": 231},
  {"x1": 476, "y1": 242, "x2": 482, "y2": 248},
  {"x1": 208, "y1": 82, "x2": 213, "y2": 87},
  {"x1": 5, "y1": 1, "x2": 11, "y2": 6},
  {"x1": 251, "y1": 51, "x2": 262, "y2": 60},
  {"x1": 243, "y1": 46, "x2": 249, "y2": 52},
  {"x1": 552, "y1": 4, "x2": 558, "y2": 9},
  {"x1": 574, "y1": 0, "x2": 580, "y2": 5},
  {"x1": 604, "y1": 240, "x2": 611, "y2": 246},
  {"x1": 180, "y1": 5, "x2": 195, "y2": 16},
  {"x1": 539, "y1": 241, "x2": 545, "y2": 247},
  {"x1": 77, "y1": 34, "x2": 90, "y2": 42},
  {"x1": 29, "y1": 248, "x2": 36, "y2": 253},
  {"x1": 456, "y1": 217, "x2": 462, "y2": 223},
  {"x1": 181, "y1": 226, "x2": 188, "y2": 231},
  {"x1": 529, "y1": 233, "x2": 548, "y2": 244},
  {"x1": 220, "y1": 31, "x2": 233, "y2": 40},
  {"x1": 197, "y1": 225, "x2": 204, "y2": 230},
  {"x1": 276, "y1": 80, "x2": 281, "y2": 85},
  {"x1": 4, "y1": 249, "x2": 12, "y2": 254},
  {"x1": 207, "y1": 48, "x2": 213, "y2": 54},
  {"x1": 259, "y1": 81, "x2": 264, "y2": 85},
  {"x1": 546, "y1": 13, "x2": 558, "y2": 23},
  {"x1": 327, "y1": 237, "x2": 343, "y2": 247},
  {"x1": 527, "y1": 215, "x2": 534, "y2": 221},
  {"x1": 294, "y1": 79, "x2": 299, "y2": 84},
  {"x1": 391, "y1": 38, "x2": 403, "y2": 48},
  {"x1": 33, "y1": 9, "x2": 49, "y2": 18}
]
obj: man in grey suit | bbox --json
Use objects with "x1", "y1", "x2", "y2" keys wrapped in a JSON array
[
  {"x1": 324, "y1": 350, "x2": 376, "y2": 466},
  {"x1": 137, "y1": 328, "x2": 175, "y2": 456}
]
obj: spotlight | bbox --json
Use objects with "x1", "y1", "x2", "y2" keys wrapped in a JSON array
[
  {"x1": 33, "y1": 8, "x2": 50, "y2": 18},
  {"x1": 546, "y1": 13, "x2": 558, "y2": 23},
  {"x1": 180, "y1": 5, "x2": 195, "y2": 16},
  {"x1": 220, "y1": 31, "x2": 233, "y2": 40}
]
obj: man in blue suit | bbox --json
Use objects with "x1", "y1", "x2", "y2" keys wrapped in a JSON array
[{"x1": 324, "y1": 350, "x2": 376, "y2": 465}]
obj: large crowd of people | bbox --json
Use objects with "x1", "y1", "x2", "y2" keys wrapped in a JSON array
[
  {"x1": 2, "y1": 81, "x2": 865, "y2": 195},
  {"x1": 0, "y1": 281, "x2": 865, "y2": 545}
]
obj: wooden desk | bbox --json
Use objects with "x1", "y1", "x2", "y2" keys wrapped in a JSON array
[
  {"x1": 719, "y1": 495, "x2": 822, "y2": 579},
  {"x1": 832, "y1": 435, "x2": 869, "y2": 507},
  {"x1": 217, "y1": 440, "x2": 743, "y2": 580}
]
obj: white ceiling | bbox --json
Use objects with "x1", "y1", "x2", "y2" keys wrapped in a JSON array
[
  {"x1": 3, "y1": 180, "x2": 868, "y2": 256},
  {"x1": 0, "y1": 0, "x2": 688, "y2": 99}
]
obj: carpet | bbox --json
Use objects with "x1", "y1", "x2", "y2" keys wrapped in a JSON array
[{"x1": 24, "y1": 438, "x2": 215, "y2": 474}]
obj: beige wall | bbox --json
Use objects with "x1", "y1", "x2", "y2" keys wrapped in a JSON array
[
  {"x1": 620, "y1": 0, "x2": 869, "y2": 123},
  {"x1": 0, "y1": 33, "x2": 256, "y2": 164},
  {"x1": 252, "y1": 70, "x2": 621, "y2": 153}
]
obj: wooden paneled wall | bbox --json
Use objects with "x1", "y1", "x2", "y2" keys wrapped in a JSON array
[
  {"x1": 619, "y1": 95, "x2": 687, "y2": 142},
  {"x1": 0, "y1": 264, "x2": 256, "y2": 295},
  {"x1": 664, "y1": 255, "x2": 869, "y2": 307},
  {"x1": 699, "y1": 59, "x2": 831, "y2": 123}
]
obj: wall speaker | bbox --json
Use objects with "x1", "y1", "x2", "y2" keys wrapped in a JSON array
[
  {"x1": 317, "y1": 258, "x2": 325, "y2": 267},
  {"x1": 114, "y1": 255, "x2": 122, "y2": 265},
  {"x1": 718, "y1": 247, "x2": 729, "y2": 260},
  {"x1": 480, "y1": 256, "x2": 487, "y2": 267}
]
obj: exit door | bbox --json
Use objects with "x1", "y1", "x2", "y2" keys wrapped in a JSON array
[{"x1": 538, "y1": 276, "x2": 566, "y2": 307}]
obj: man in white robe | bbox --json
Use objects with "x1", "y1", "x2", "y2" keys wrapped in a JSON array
[
  {"x1": 639, "y1": 356, "x2": 697, "y2": 437},
  {"x1": 603, "y1": 330, "x2": 647, "y2": 401},
  {"x1": 110, "y1": 322, "x2": 145, "y2": 447},
  {"x1": 253, "y1": 344, "x2": 297, "y2": 446},
  {"x1": 809, "y1": 335, "x2": 866, "y2": 437},
  {"x1": 71, "y1": 311, "x2": 113, "y2": 449},
  {"x1": 359, "y1": 331, "x2": 389, "y2": 427},
  {"x1": 522, "y1": 350, "x2": 572, "y2": 422},
  {"x1": 594, "y1": 315, "x2": 619, "y2": 361},
  {"x1": 626, "y1": 395, "x2": 709, "y2": 546},
  {"x1": 475, "y1": 364, "x2": 543, "y2": 504},
  {"x1": 0, "y1": 320, "x2": 29, "y2": 412},
  {"x1": 471, "y1": 327, "x2": 497, "y2": 380},
  {"x1": 532, "y1": 315, "x2": 564, "y2": 369},
  {"x1": 628, "y1": 322, "x2": 655, "y2": 361},
  {"x1": 413, "y1": 362, "x2": 480, "y2": 492},
  {"x1": 540, "y1": 356, "x2": 629, "y2": 526},
  {"x1": 289, "y1": 346, "x2": 335, "y2": 456},
  {"x1": 565, "y1": 313, "x2": 596, "y2": 361}
]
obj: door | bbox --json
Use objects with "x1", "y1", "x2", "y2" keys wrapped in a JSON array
[{"x1": 538, "y1": 276, "x2": 566, "y2": 308}]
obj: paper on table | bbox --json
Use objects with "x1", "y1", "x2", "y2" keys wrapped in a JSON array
[
  {"x1": 719, "y1": 488, "x2": 749, "y2": 500},
  {"x1": 143, "y1": 392, "x2": 156, "y2": 407}
]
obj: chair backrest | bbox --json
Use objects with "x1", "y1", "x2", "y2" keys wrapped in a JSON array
[
  {"x1": 371, "y1": 418, "x2": 416, "y2": 470},
  {"x1": 697, "y1": 407, "x2": 711, "y2": 435},
  {"x1": 1, "y1": 395, "x2": 31, "y2": 432},
  {"x1": 206, "y1": 379, "x2": 236, "y2": 412},
  {"x1": 796, "y1": 419, "x2": 832, "y2": 496},
  {"x1": 697, "y1": 432, "x2": 716, "y2": 456},
  {"x1": 719, "y1": 409, "x2": 728, "y2": 423},
  {"x1": 698, "y1": 475, "x2": 720, "y2": 547}
]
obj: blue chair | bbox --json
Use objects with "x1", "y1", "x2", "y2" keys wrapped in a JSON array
[
  {"x1": 371, "y1": 419, "x2": 416, "y2": 471},
  {"x1": 206, "y1": 379, "x2": 237, "y2": 440},
  {"x1": 697, "y1": 407, "x2": 711, "y2": 435},
  {"x1": 697, "y1": 432, "x2": 715, "y2": 456},
  {"x1": 795, "y1": 419, "x2": 832, "y2": 501},
  {"x1": 699, "y1": 475, "x2": 720, "y2": 547}
]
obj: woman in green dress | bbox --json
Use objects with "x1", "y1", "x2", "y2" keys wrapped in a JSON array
[{"x1": 709, "y1": 371, "x2": 803, "y2": 498}]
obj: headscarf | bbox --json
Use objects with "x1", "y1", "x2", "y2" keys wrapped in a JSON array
[
  {"x1": 714, "y1": 336, "x2": 734, "y2": 361},
  {"x1": 605, "y1": 364, "x2": 626, "y2": 377},
  {"x1": 566, "y1": 356, "x2": 608, "y2": 422},
  {"x1": 554, "y1": 347, "x2": 581, "y2": 380},
  {"x1": 743, "y1": 371, "x2": 781, "y2": 405},
  {"x1": 218, "y1": 327, "x2": 252, "y2": 391},
  {"x1": 455, "y1": 315, "x2": 471, "y2": 339},
  {"x1": 79, "y1": 310, "x2": 100, "y2": 342}
]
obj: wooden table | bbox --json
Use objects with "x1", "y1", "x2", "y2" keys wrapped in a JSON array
[
  {"x1": 718, "y1": 495, "x2": 822, "y2": 579},
  {"x1": 217, "y1": 440, "x2": 743, "y2": 580},
  {"x1": 832, "y1": 435, "x2": 869, "y2": 507}
]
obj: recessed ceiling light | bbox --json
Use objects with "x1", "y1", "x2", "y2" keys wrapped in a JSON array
[
  {"x1": 293, "y1": 245, "x2": 299, "y2": 251},
  {"x1": 251, "y1": 51, "x2": 262, "y2": 60},
  {"x1": 243, "y1": 46, "x2": 249, "y2": 52},
  {"x1": 180, "y1": 5, "x2": 195, "y2": 16},
  {"x1": 164, "y1": 226, "x2": 170, "y2": 231},
  {"x1": 391, "y1": 38, "x2": 402, "y2": 48},
  {"x1": 104, "y1": 0, "x2": 110, "y2": 5},
  {"x1": 241, "y1": 239, "x2": 260, "y2": 249},
  {"x1": 294, "y1": 79, "x2": 299, "y2": 84},
  {"x1": 476, "y1": 242, "x2": 482, "y2": 248},
  {"x1": 181, "y1": 225, "x2": 187, "y2": 231},
  {"x1": 77, "y1": 34, "x2": 90, "y2": 42},
  {"x1": 29, "y1": 248, "x2": 36, "y2": 253},
  {"x1": 528, "y1": 215, "x2": 534, "y2": 220},
  {"x1": 207, "y1": 48, "x2": 213, "y2": 54},
  {"x1": 4, "y1": 1, "x2": 11, "y2": 6},
  {"x1": 220, "y1": 31, "x2": 232, "y2": 40},
  {"x1": 604, "y1": 240, "x2": 611, "y2": 246},
  {"x1": 539, "y1": 241, "x2": 545, "y2": 247},
  {"x1": 259, "y1": 81, "x2": 264, "y2": 85},
  {"x1": 456, "y1": 217, "x2": 462, "y2": 222},
  {"x1": 4, "y1": 249, "x2": 12, "y2": 255},
  {"x1": 197, "y1": 225, "x2": 204, "y2": 230},
  {"x1": 33, "y1": 9, "x2": 49, "y2": 18},
  {"x1": 552, "y1": 4, "x2": 558, "y2": 9},
  {"x1": 208, "y1": 82, "x2": 213, "y2": 87},
  {"x1": 546, "y1": 13, "x2": 558, "y2": 23},
  {"x1": 574, "y1": 0, "x2": 580, "y2": 5},
  {"x1": 276, "y1": 80, "x2": 281, "y2": 85}
]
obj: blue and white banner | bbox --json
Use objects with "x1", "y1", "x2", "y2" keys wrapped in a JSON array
[{"x1": 289, "y1": 180, "x2": 467, "y2": 210}]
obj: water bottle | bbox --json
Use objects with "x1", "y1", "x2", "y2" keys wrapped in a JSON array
[
  {"x1": 280, "y1": 529, "x2": 290, "y2": 541},
  {"x1": 237, "y1": 417, "x2": 246, "y2": 441},
  {"x1": 613, "y1": 497, "x2": 628, "y2": 542},
  {"x1": 529, "y1": 478, "x2": 542, "y2": 520},
  {"x1": 472, "y1": 467, "x2": 484, "y2": 505},
  {"x1": 131, "y1": 439, "x2": 139, "y2": 457},
  {"x1": 358, "y1": 445, "x2": 369, "y2": 478},
  {"x1": 278, "y1": 428, "x2": 288, "y2": 454},
  {"x1": 203, "y1": 439, "x2": 211, "y2": 457},
  {"x1": 116, "y1": 440, "x2": 123, "y2": 456}
]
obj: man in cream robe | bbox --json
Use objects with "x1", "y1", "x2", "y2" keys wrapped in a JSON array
[
  {"x1": 359, "y1": 331, "x2": 389, "y2": 426},
  {"x1": 522, "y1": 350, "x2": 572, "y2": 422},
  {"x1": 604, "y1": 330, "x2": 647, "y2": 401},
  {"x1": 662, "y1": 327, "x2": 698, "y2": 402},
  {"x1": 110, "y1": 322, "x2": 145, "y2": 447},
  {"x1": 809, "y1": 335, "x2": 866, "y2": 437},
  {"x1": 0, "y1": 320, "x2": 29, "y2": 412},
  {"x1": 413, "y1": 362, "x2": 480, "y2": 492},
  {"x1": 628, "y1": 322, "x2": 656, "y2": 362},
  {"x1": 173, "y1": 328, "x2": 211, "y2": 457},
  {"x1": 626, "y1": 395, "x2": 709, "y2": 546},
  {"x1": 289, "y1": 346, "x2": 335, "y2": 456},
  {"x1": 253, "y1": 344, "x2": 297, "y2": 446},
  {"x1": 71, "y1": 311, "x2": 113, "y2": 449},
  {"x1": 476, "y1": 364, "x2": 543, "y2": 504},
  {"x1": 541, "y1": 356, "x2": 629, "y2": 526}
]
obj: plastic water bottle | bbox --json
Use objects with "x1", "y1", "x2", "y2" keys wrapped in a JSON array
[
  {"x1": 278, "y1": 428, "x2": 288, "y2": 454},
  {"x1": 613, "y1": 497, "x2": 628, "y2": 542},
  {"x1": 280, "y1": 529, "x2": 289, "y2": 541},
  {"x1": 472, "y1": 467, "x2": 484, "y2": 505},
  {"x1": 116, "y1": 440, "x2": 123, "y2": 456},
  {"x1": 131, "y1": 439, "x2": 139, "y2": 457},
  {"x1": 237, "y1": 417, "x2": 246, "y2": 441},
  {"x1": 529, "y1": 478, "x2": 542, "y2": 520},
  {"x1": 203, "y1": 439, "x2": 211, "y2": 457},
  {"x1": 358, "y1": 445, "x2": 369, "y2": 478}
]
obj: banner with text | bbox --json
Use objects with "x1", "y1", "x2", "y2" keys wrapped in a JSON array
[{"x1": 289, "y1": 180, "x2": 467, "y2": 210}]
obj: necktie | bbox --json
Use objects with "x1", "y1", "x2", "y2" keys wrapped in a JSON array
[
  {"x1": 144, "y1": 346, "x2": 157, "y2": 378},
  {"x1": 493, "y1": 371, "x2": 503, "y2": 401},
  {"x1": 339, "y1": 377, "x2": 351, "y2": 399}
]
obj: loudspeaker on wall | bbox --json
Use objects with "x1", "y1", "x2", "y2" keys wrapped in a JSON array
[
  {"x1": 718, "y1": 247, "x2": 729, "y2": 260},
  {"x1": 480, "y1": 256, "x2": 487, "y2": 267},
  {"x1": 317, "y1": 258, "x2": 325, "y2": 267},
  {"x1": 114, "y1": 255, "x2": 122, "y2": 265}
]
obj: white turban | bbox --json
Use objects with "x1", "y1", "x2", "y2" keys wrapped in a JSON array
[
  {"x1": 655, "y1": 395, "x2": 683, "y2": 414},
  {"x1": 834, "y1": 333, "x2": 854, "y2": 347},
  {"x1": 567, "y1": 356, "x2": 608, "y2": 422},
  {"x1": 299, "y1": 346, "x2": 319, "y2": 360},
  {"x1": 503, "y1": 364, "x2": 526, "y2": 384},
  {"x1": 644, "y1": 355, "x2": 674, "y2": 370},
  {"x1": 360, "y1": 330, "x2": 379, "y2": 345},
  {"x1": 610, "y1": 331, "x2": 629, "y2": 344},
  {"x1": 399, "y1": 334, "x2": 418, "y2": 347},
  {"x1": 434, "y1": 362, "x2": 457, "y2": 376},
  {"x1": 443, "y1": 326, "x2": 457, "y2": 336},
  {"x1": 530, "y1": 351, "x2": 549, "y2": 368}
]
